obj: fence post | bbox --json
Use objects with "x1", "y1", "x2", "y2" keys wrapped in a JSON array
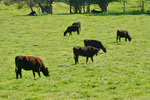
[
  {"x1": 142, "y1": 1, "x2": 144, "y2": 12},
  {"x1": 123, "y1": 1, "x2": 126, "y2": 12}
]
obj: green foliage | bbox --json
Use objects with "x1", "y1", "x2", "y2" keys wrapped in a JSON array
[
  {"x1": 0, "y1": 2, "x2": 150, "y2": 100},
  {"x1": 91, "y1": 0, "x2": 119, "y2": 3}
]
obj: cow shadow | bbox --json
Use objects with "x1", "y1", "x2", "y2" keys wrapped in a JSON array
[
  {"x1": 57, "y1": 64, "x2": 70, "y2": 67},
  {"x1": 109, "y1": 41, "x2": 123, "y2": 45}
]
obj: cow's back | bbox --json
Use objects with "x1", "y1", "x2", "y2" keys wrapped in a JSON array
[
  {"x1": 117, "y1": 30, "x2": 129, "y2": 37},
  {"x1": 72, "y1": 22, "x2": 81, "y2": 27},
  {"x1": 73, "y1": 46, "x2": 86, "y2": 56},
  {"x1": 84, "y1": 39, "x2": 103, "y2": 49},
  {"x1": 68, "y1": 25, "x2": 79, "y2": 31},
  {"x1": 15, "y1": 56, "x2": 44, "y2": 71},
  {"x1": 73, "y1": 46, "x2": 98, "y2": 57}
]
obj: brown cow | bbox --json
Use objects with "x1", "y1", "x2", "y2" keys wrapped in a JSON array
[
  {"x1": 84, "y1": 39, "x2": 106, "y2": 53},
  {"x1": 72, "y1": 22, "x2": 81, "y2": 31},
  {"x1": 117, "y1": 30, "x2": 132, "y2": 42},
  {"x1": 64, "y1": 25, "x2": 80, "y2": 36},
  {"x1": 15, "y1": 55, "x2": 50, "y2": 79},
  {"x1": 73, "y1": 46, "x2": 99, "y2": 64}
]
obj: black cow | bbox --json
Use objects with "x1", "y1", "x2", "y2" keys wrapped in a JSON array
[
  {"x1": 29, "y1": 11, "x2": 36, "y2": 16},
  {"x1": 117, "y1": 30, "x2": 132, "y2": 42},
  {"x1": 15, "y1": 55, "x2": 50, "y2": 79},
  {"x1": 73, "y1": 46, "x2": 99, "y2": 64},
  {"x1": 91, "y1": 9, "x2": 102, "y2": 13},
  {"x1": 64, "y1": 25, "x2": 80, "y2": 36},
  {"x1": 84, "y1": 39, "x2": 106, "y2": 53}
]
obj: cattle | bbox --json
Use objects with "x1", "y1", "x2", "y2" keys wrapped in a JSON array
[
  {"x1": 73, "y1": 46, "x2": 99, "y2": 64},
  {"x1": 15, "y1": 55, "x2": 50, "y2": 79},
  {"x1": 84, "y1": 39, "x2": 106, "y2": 53},
  {"x1": 64, "y1": 25, "x2": 80, "y2": 36},
  {"x1": 29, "y1": 11, "x2": 36, "y2": 16},
  {"x1": 116, "y1": 30, "x2": 132, "y2": 42},
  {"x1": 72, "y1": 22, "x2": 81, "y2": 31},
  {"x1": 91, "y1": 9, "x2": 102, "y2": 13}
]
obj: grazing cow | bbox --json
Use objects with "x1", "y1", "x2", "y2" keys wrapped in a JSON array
[
  {"x1": 117, "y1": 30, "x2": 132, "y2": 42},
  {"x1": 91, "y1": 9, "x2": 102, "y2": 13},
  {"x1": 73, "y1": 46, "x2": 99, "y2": 64},
  {"x1": 29, "y1": 11, "x2": 36, "y2": 16},
  {"x1": 84, "y1": 39, "x2": 106, "y2": 53},
  {"x1": 64, "y1": 25, "x2": 80, "y2": 36},
  {"x1": 15, "y1": 55, "x2": 50, "y2": 79},
  {"x1": 72, "y1": 22, "x2": 81, "y2": 31}
]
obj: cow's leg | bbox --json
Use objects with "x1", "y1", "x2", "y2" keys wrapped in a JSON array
[
  {"x1": 15, "y1": 67, "x2": 19, "y2": 79},
  {"x1": 16, "y1": 70, "x2": 19, "y2": 79},
  {"x1": 119, "y1": 37, "x2": 121, "y2": 42},
  {"x1": 77, "y1": 29, "x2": 79, "y2": 35},
  {"x1": 33, "y1": 71, "x2": 35, "y2": 78},
  {"x1": 116, "y1": 35, "x2": 118, "y2": 42},
  {"x1": 37, "y1": 71, "x2": 41, "y2": 78},
  {"x1": 77, "y1": 56, "x2": 79, "y2": 64},
  {"x1": 75, "y1": 56, "x2": 79, "y2": 64},
  {"x1": 18, "y1": 68, "x2": 22, "y2": 78},
  {"x1": 69, "y1": 32, "x2": 72, "y2": 36},
  {"x1": 74, "y1": 55, "x2": 77, "y2": 64},
  {"x1": 125, "y1": 37, "x2": 127, "y2": 41},
  {"x1": 16, "y1": 73, "x2": 18, "y2": 79},
  {"x1": 86, "y1": 57, "x2": 89, "y2": 63},
  {"x1": 91, "y1": 57, "x2": 94, "y2": 62}
]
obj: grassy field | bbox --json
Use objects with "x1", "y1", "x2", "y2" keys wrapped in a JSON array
[{"x1": 0, "y1": 2, "x2": 150, "y2": 100}]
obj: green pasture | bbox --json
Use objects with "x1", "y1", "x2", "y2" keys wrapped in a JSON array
[{"x1": 0, "y1": 2, "x2": 150, "y2": 100}]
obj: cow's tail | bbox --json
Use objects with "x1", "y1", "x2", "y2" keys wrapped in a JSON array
[
  {"x1": 74, "y1": 54, "x2": 76, "y2": 59},
  {"x1": 116, "y1": 30, "x2": 120, "y2": 42},
  {"x1": 73, "y1": 47, "x2": 76, "y2": 59},
  {"x1": 15, "y1": 56, "x2": 18, "y2": 73},
  {"x1": 15, "y1": 67, "x2": 18, "y2": 73}
]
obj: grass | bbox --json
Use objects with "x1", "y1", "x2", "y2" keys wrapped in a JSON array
[{"x1": 0, "y1": 2, "x2": 150, "y2": 100}]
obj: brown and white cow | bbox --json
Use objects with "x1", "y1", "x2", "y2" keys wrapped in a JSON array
[
  {"x1": 15, "y1": 55, "x2": 50, "y2": 79},
  {"x1": 116, "y1": 30, "x2": 132, "y2": 42},
  {"x1": 73, "y1": 46, "x2": 99, "y2": 64}
]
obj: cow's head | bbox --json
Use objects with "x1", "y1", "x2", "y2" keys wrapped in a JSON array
[
  {"x1": 128, "y1": 37, "x2": 132, "y2": 41},
  {"x1": 43, "y1": 68, "x2": 50, "y2": 77},
  {"x1": 64, "y1": 31, "x2": 67, "y2": 36},
  {"x1": 102, "y1": 47, "x2": 107, "y2": 53}
]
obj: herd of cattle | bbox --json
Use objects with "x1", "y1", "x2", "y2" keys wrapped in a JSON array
[{"x1": 15, "y1": 21, "x2": 132, "y2": 79}]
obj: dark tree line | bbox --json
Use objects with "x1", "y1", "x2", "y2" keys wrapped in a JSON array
[
  {"x1": 1, "y1": 0, "x2": 54, "y2": 14},
  {"x1": 68, "y1": 0, "x2": 119, "y2": 13},
  {"x1": 1, "y1": 0, "x2": 119, "y2": 14}
]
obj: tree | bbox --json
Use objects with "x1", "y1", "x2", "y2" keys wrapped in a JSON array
[
  {"x1": 90, "y1": 0, "x2": 119, "y2": 12},
  {"x1": 1, "y1": 0, "x2": 54, "y2": 14},
  {"x1": 37, "y1": 0, "x2": 54, "y2": 14},
  {"x1": 69, "y1": 0, "x2": 85, "y2": 13},
  {"x1": 68, "y1": 0, "x2": 119, "y2": 13},
  {"x1": 69, "y1": 0, "x2": 91, "y2": 13}
]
